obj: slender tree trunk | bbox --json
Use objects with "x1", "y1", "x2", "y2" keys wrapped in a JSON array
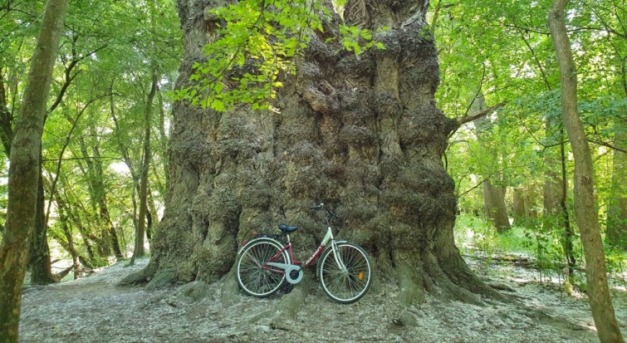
[
  {"x1": 0, "y1": 66, "x2": 13, "y2": 154},
  {"x1": 472, "y1": 93, "x2": 510, "y2": 232},
  {"x1": 109, "y1": 80, "x2": 150, "y2": 258},
  {"x1": 37, "y1": 101, "x2": 88, "y2": 281},
  {"x1": 543, "y1": 139, "x2": 563, "y2": 227},
  {"x1": 58, "y1": 175, "x2": 97, "y2": 267},
  {"x1": 55, "y1": 205, "x2": 82, "y2": 278},
  {"x1": 47, "y1": 193, "x2": 84, "y2": 279},
  {"x1": 77, "y1": 133, "x2": 122, "y2": 259},
  {"x1": 29, "y1": 165, "x2": 55, "y2": 284},
  {"x1": 103, "y1": 207, "x2": 123, "y2": 259},
  {"x1": 157, "y1": 89, "x2": 170, "y2": 194},
  {"x1": 513, "y1": 186, "x2": 539, "y2": 225},
  {"x1": 540, "y1": 52, "x2": 573, "y2": 258},
  {"x1": 147, "y1": 189, "x2": 159, "y2": 242},
  {"x1": 543, "y1": 122, "x2": 575, "y2": 279},
  {"x1": 512, "y1": 188, "x2": 526, "y2": 221},
  {"x1": 131, "y1": 75, "x2": 158, "y2": 263},
  {"x1": 549, "y1": 1, "x2": 624, "y2": 341},
  {"x1": 558, "y1": 131, "x2": 575, "y2": 281},
  {"x1": 482, "y1": 183, "x2": 510, "y2": 233},
  {"x1": 607, "y1": 118, "x2": 627, "y2": 251},
  {"x1": 0, "y1": 0, "x2": 69, "y2": 341}
]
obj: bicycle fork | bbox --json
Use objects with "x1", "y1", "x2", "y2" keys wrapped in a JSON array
[
  {"x1": 321, "y1": 227, "x2": 348, "y2": 273},
  {"x1": 331, "y1": 240, "x2": 348, "y2": 273}
]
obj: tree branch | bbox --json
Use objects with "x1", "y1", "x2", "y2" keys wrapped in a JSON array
[
  {"x1": 456, "y1": 102, "x2": 506, "y2": 126},
  {"x1": 48, "y1": 35, "x2": 109, "y2": 114},
  {"x1": 588, "y1": 139, "x2": 627, "y2": 154}
]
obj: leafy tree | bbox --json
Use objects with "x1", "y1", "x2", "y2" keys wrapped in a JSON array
[
  {"x1": 0, "y1": 0, "x2": 70, "y2": 341},
  {"x1": 548, "y1": 0, "x2": 623, "y2": 340},
  {"x1": 434, "y1": 0, "x2": 625, "y2": 263}
]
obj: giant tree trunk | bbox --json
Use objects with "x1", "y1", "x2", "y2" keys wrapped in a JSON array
[
  {"x1": 549, "y1": 1, "x2": 624, "y2": 341},
  {"x1": 125, "y1": 0, "x2": 495, "y2": 305},
  {"x1": 0, "y1": 0, "x2": 69, "y2": 341}
]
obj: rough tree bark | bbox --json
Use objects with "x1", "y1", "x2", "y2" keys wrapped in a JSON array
[
  {"x1": 124, "y1": 0, "x2": 496, "y2": 307},
  {"x1": 0, "y1": 0, "x2": 69, "y2": 341},
  {"x1": 548, "y1": 1, "x2": 624, "y2": 341}
]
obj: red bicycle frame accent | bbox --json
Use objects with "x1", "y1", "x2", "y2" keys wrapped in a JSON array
[{"x1": 262, "y1": 236, "x2": 328, "y2": 272}]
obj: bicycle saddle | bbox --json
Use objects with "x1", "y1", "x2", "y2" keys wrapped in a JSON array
[{"x1": 278, "y1": 224, "x2": 298, "y2": 233}]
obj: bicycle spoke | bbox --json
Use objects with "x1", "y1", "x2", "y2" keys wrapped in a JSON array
[
  {"x1": 320, "y1": 243, "x2": 372, "y2": 303},
  {"x1": 236, "y1": 239, "x2": 287, "y2": 297}
]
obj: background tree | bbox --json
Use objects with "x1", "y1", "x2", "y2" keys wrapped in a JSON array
[
  {"x1": 608, "y1": 123, "x2": 626, "y2": 250},
  {"x1": 548, "y1": 0, "x2": 623, "y2": 341},
  {"x1": 0, "y1": 0, "x2": 181, "y2": 279},
  {"x1": 471, "y1": 93, "x2": 511, "y2": 232},
  {"x1": 0, "y1": 0, "x2": 70, "y2": 341},
  {"x1": 600, "y1": 0, "x2": 627, "y2": 251}
]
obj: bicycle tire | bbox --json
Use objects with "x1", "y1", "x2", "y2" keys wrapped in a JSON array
[
  {"x1": 236, "y1": 238, "x2": 290, "y2": 298},
  {"x1": 318, "y1": 242, "x2": 372, "y2": 304}
]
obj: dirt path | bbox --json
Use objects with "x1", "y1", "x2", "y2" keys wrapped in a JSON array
[{"x1": 18, "y1": 258, "x2": 625, "y2": 342}]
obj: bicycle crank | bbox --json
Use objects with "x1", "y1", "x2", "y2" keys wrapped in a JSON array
[{"x1": 265, "y1": 263, "x2": 303, "y2": 284}]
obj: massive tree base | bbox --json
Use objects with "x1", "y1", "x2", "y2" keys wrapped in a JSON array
[{"x1": 121, "y1": 0, "x2": 501, "y2": 306}]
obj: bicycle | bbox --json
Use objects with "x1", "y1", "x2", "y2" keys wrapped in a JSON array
[{"x1": 235, "y1": 203, "x2": 372, "y2": 304}]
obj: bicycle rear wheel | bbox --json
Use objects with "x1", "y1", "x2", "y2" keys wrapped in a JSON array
[
  {"x1": 319, "y1": 242, "x2": 372, "y2": 304},
  {"x1": 236, "y1": 238, "x2": 289, "y2": 297}
]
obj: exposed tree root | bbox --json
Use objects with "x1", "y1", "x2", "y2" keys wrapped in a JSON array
[
  {"x1": 268, "y1": 270, "x2": 316, "y2": 329},
  {"x1": 117, "y1": 256, "x2": 158, "y2": 287}
]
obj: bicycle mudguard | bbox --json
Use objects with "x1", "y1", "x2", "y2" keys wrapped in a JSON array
[{"x1": 316, "y1": 240, "x2": 349, "y2": 273}]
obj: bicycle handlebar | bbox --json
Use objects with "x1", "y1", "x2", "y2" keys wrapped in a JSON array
[{"x1": 309, "y1": 202, "x2": 337, "y2": 225}]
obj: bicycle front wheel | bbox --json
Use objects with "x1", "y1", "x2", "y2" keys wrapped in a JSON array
[
  {"x1": 319, "y1": 242, "x2": 372, "y2": 304},
  {"x1": 236, "y1": 238, "x2": 289, "y2": 297}
]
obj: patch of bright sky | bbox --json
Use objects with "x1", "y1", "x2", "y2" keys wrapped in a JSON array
[{"x1": 109, "y1": 161, "x2": 131, "y2": 175}]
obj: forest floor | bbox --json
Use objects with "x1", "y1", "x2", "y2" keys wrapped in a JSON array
[{"x1": 19, "y1": 255, "x2": 627, "y2": 343}]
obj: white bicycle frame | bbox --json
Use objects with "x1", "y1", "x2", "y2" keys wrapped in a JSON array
[{"x1": 315, "y1": 226, "x2": 348, "y2": 273}]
